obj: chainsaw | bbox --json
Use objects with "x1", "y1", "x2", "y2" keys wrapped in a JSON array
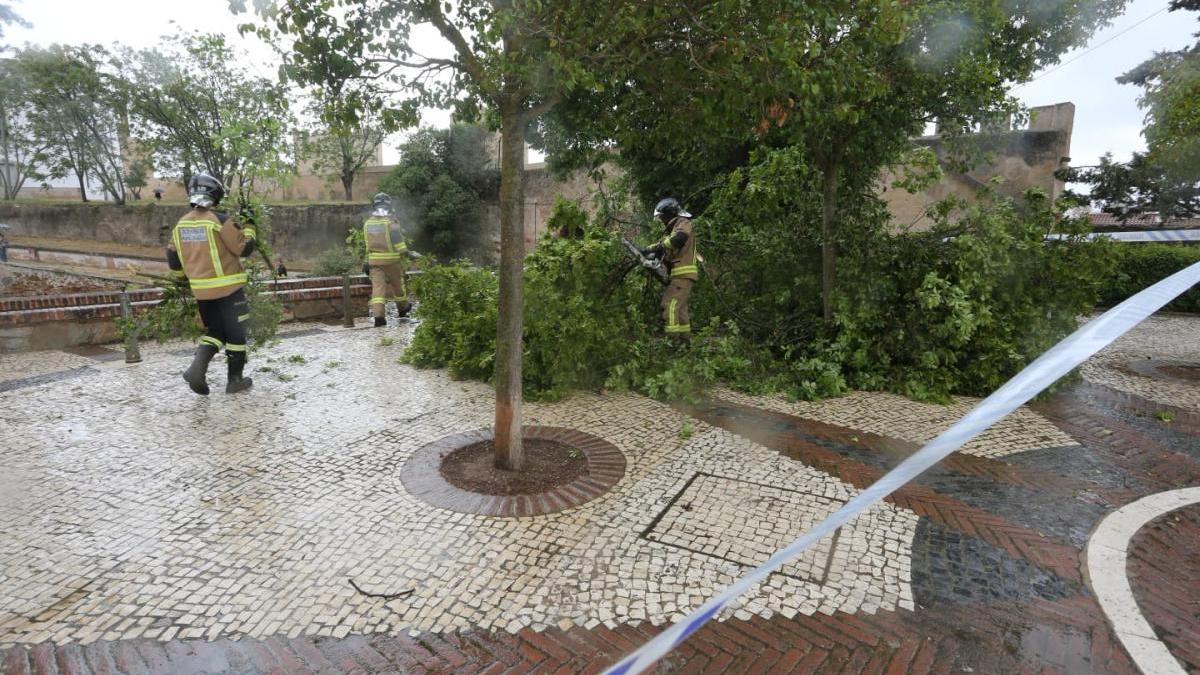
[{"x1": 619, "y1": 236, "x2": 670, "y2": 286}]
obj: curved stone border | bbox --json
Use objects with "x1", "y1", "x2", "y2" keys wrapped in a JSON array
[
  {"x1": 1086, "y1": 487, "x2": 1200, "y2": 675},
  {"x1": 400, "y1": 426, "x2": 626, "y2": 517}
]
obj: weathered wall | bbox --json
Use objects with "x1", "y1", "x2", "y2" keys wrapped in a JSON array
[
  {"x1": 140, "y1": 166, "x2": 394, "y2": 204},
  {"x1": 881, "y1": 103, "x2": 1075, "y2": 231},
  {"x1": 0, "y1": 202, "x2": 373, "y2": 262}
]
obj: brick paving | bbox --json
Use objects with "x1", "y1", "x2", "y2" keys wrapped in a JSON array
[
  {"x1": 0, "y1": 313, "x2": 1198, "y2": 673},
  {"x1": 1126, "y1": 505, "x2": 1200, "y2": 672}
]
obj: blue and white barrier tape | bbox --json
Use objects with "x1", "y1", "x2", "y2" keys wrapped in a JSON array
[
  {"x1": 1047, "y1": 229, "x2": 1200, "y2": 243},
  {"x1": 606, "y1": 261, "x2": 1200, "y2": 675}
]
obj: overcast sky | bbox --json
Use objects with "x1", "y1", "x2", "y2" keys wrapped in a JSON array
[{"x1": 3, "y1": 0, "x2": 1195, "y2": 169}]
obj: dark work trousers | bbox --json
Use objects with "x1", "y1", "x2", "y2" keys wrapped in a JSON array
[{"x1": 197, "y1": 288, "x2": 249, "y2": 352}]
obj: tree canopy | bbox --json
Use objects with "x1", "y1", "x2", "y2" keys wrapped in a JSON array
[
  {"x1": 123, "y1": 33, "x2": 294, "y2": 189},
  {"x1": 16, "y1": 44, "x2": 127, "y2": 203},
  {"x1": 1117, "y1": 0, "x2": 1200, "y2": 193},
  {"x1": 542, "y1": 0, "x2": 1129, "y2": 318}
]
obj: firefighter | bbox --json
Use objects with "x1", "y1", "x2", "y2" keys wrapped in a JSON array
[
  {"x1": 642, "y1": 197, "x2": 698, "y2": 337},
  {"x1": 167, "y1": 173, "x2": 257, "y2": 395},
  {"x1": 362, "y1": 192, "x2": 411, "y2": 327}
]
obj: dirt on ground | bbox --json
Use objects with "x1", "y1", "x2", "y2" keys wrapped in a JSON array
[
  {"x1": 440, "y1": 439, "x2": 588, "y2": 495},
  {"x1": 0, "y1": 268, "x2": 120, "y2": 297}
]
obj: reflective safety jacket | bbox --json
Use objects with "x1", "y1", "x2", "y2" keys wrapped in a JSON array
[
  {"x1": 364, "y1": 214, "x2": 407, "y2": 266},
  {"x1": 166, "y1": 208, "x2": 257, "y2": 301},
  {"x1": 659, "y1": 215, "x2": 698, "y2": 280}
]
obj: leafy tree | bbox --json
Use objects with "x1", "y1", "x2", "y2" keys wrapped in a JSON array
[
  {"x1": 378, "y1": 124, "x2": 498, "y2": 258},
  {"x1": 126, "y1": 159, "x2": 149, "y2": 200},
  {"x1": 0, "y1": 57, "x2": 46, "y2": 200},
  {"x1": 1059, "y1": 152, "x2": 1200, "y2": 220},
  {"x1": 300, "y1": 103, "x2": 387, "y2": 201},
  {"x1": 18, "y1": 45, "x2": 127, "y2": 203},
  {"x1": 1116, "y1": 0, "x2": 1199, "y2": 200},
  {"x1": 240, "y1": 0, "x2": 680, "y2": 469},
  {"x1": 544, "y1": 0, "x2": 1128, "y2": 320},
  {"x1": 123, "y1": 33, "x2": 293, "y2": 189}
]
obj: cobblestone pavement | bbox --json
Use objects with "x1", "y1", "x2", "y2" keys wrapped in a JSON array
[{"x1": 1, "y1": 313, "x2": 1197, "y2": 673}]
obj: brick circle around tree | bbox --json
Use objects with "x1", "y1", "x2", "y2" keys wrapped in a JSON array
[{"x1": 400, "y1": 426, "x2": 627, "y2": 517}]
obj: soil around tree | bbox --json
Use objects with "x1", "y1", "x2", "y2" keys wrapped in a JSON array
[{"x1": 439, "y1": 439, "x2": 588, "y2": 495}]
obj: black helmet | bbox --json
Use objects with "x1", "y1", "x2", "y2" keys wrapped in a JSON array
[
  {"x1": 653, "y1": 197, "x2": 681, "y2": 220},
  {"x1": 187, "y1": 173, "x2": 225, "y2": 208},
  {"x1": 372, "y1": 192, "x2": 393, "y2": 211}
]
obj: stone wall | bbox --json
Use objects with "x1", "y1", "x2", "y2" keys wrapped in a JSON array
[
  {"x1": 0, "y1": 202, "x2": 373, "y2": 263},
  {"x1": 880, "y1": 103, "x2": 1075, "y2": 231}
]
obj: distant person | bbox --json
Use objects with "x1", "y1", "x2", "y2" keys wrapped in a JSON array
[
  {"x1": 0, "y1": 228, "x2": 8, "y2": 263},
  {"x1": 275, "y1": 260, "x2": 288, "y2": 277},
  {"x1": 167, "y1": 173, "x2": 257, "y2": 395},
  {"x1": 153, "y1": 187, "x2": 164, "y2": 201},
  {"x1": 362, "y1": 192, "x2": 411, "y2": 327}
]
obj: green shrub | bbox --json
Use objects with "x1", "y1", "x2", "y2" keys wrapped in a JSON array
[
  {"x1": 1099, "y1": 243, "x2": 1200, "y2": 312},
  {"x1": 311, "y1": 245, "x2": 361, "y2": 277},
  {"x1": 311, "y1": 227, "x2": 365, "y2": 277}
]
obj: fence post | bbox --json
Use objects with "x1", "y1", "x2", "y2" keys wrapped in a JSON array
[
  {"x1": 342, "y1": 272, "x2": 355, "y2": 328},
  {"x1": 120, "y1": 289, "x2": 142, "y2": 363}
]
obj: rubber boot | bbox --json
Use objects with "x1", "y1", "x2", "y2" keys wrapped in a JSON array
[
  {"x1": 182, "y1": 344, "x2": 219, "y2": 395},
  {"x1": 396, "y1": 301, "x2": 412, "y2": 318},
  {"x1": 225, "y1": 351, "x2": 254, "y2": 394},
  {"x1": 373, "y1": 316, "x2": 387, "y2": 328}
]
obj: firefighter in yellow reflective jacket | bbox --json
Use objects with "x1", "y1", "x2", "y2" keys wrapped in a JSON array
[
  {"x1": 167, "y1": 173, "x2": 257, "y2": 395},
  {"x1": 362, "y1": 192, "x2": 411, "y2": 327},
  {"x1": 642, "y1": 197, "x2": 699, "y2": 337}
]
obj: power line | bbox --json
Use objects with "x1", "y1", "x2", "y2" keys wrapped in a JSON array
[{"x1": 1012, "y1": 5, "x2": 1169, "y2": 90}]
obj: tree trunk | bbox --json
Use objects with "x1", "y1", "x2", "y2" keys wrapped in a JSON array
[
  {"x1": 342, "y1": 171, "x2": 354, "y2": 201},
  {"x1": 76, "y1": 171, "x2": 88, "y2": 203},
  {"x1": 493, "y1": 107, "x2": 526, "y2": 471},
  {"x1": 820, "y1": 160, "x2": 839, "y2": 322}
]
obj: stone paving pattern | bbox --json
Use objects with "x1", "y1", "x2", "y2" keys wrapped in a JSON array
[
  {"x1": 0, "y1": 319, "x2": 919, "y2": 648},
  {"x1": 1081, "y1": 314, "x2": 1200, "y2": 412},
  {"x1": 0, "y1": 313, "x2": 1197, "y2": 673}
]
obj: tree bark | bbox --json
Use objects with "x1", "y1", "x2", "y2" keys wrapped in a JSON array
[
  {"x1": 493, "y1": 107, "x2": 526, "y2": 470},
  {"x1": 820, "y1": 160, "x2": 839, "y2": 322},
  {"x1": 76, "y1": 171, "x2": 88, "y2": 202},
  {"x1": 342, "y1": 170, "x2": 354, "y2": 201}
]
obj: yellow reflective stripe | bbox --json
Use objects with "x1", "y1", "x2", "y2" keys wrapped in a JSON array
[
  {"x1": 369, "y1": 297, "x2": 387, "y2": 305},
  {"x1": 666, "y1": 324, "x2": 692, "y2": 333},
  {"x1": 367, "y1": 252, "x2": 404, "y2": 261},
  {"x1": 393, "y1": 242, "x2": 407, "y2": 253},
  {"x1": 661, "y1": 235, "x2": 674, "y2": 248},
  {"x1": 204, "y1": 222, "x2": 224, "y2": 278},
  {"x1": 671, "y1": 265, "x2": 698, "y2": 277},
  {"x1": 668, "y1": 298, "x2": 678, "y2": 327},
  {"x1": 242, "y1": 228, "x2": 257, "y2": 239},
  {"x1": 237, "y1": 314, "x2": 250, "y2": 322},
  {"x1": 200, "y1": 336, "x2": 224, "y2": 349},
  {"x1": 225, "y1": 343, "x2": 247, "y2": 353},
  {"x1": 172, "y1": 225, "x2": 183, "y2": 257},
  {"x1": 189, "y1": 272, "x2": 247, "y2": 290},
  {"x1": 169, "y1": 270, "x2": 187, "y2": 279}
]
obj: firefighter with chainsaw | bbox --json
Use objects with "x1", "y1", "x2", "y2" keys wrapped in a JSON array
[
  {"x1": 641, "y1": 197, "x2": 698, "y2": 337},
  {"x1": 362, "y1": 193, "x2": 411, "y2": 327},
  {"x1": 168, "y1": 173, "x2": 256, "y2": 395}
]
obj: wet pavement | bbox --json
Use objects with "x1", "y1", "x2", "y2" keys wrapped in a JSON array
[{"x1": 0, "y1": 313, "x2": 1197, "y2": 673}]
